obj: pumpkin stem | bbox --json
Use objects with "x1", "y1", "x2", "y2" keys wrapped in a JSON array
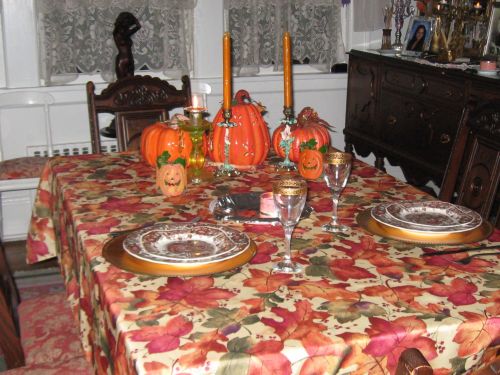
[{"x1": 234, "y1": 90, "x2": 251, "y2": 104}]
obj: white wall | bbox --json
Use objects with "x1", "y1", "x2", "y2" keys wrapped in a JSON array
[{"x1": 0, "y1": 0, "x2": 388, "y2": 240}]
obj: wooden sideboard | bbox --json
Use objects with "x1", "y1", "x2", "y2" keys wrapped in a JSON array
[{"x1": 344, "y1": 49, "x2": 500, "y2": 189}]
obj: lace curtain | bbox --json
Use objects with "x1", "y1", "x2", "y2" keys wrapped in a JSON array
[
  {"x1": 37, "y1": 0, "x2": 195, "y2": 84},
  {"x1": 224, "y1": 0, "x2": 345, "y2": 76}
]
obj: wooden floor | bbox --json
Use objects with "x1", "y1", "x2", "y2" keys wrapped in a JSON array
[{"x1": 4, "y1": 240, "x2": 58, "y2": 273}]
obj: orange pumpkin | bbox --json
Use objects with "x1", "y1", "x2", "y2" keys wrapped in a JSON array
[
  {"x1": 209, "y1": 90, "x2": 270, "y2": 167},
  {"x1": 272, "y1": 107, "x2": 332, "y2": 163},
  {"x1": 156, "y1": 151, "x2": 187, "y2": 197},
  {"x1": 141, "y1": 120, "x2": 192, "y2": 167}
]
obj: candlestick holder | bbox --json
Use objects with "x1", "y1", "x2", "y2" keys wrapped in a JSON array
[
  {"x1": 277, "y1": 106, "x2": 297, "y2": 171},
  {"x1": 181, "y1": 109, "x2": 211, "y2": 184},
  {"x1": 214, "y1": 109, "x2": 240, "y2": 178},
  {"x1": 392, "y1": 0, "x2": 414, "y2": 51}
]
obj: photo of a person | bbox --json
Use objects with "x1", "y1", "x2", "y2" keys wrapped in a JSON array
[
  {"x1": 402, "y1": 17, "x2": 434, "y2": 56},
  {"x1": 407, "y1": 25, "x2": 427, "y2": 51}
]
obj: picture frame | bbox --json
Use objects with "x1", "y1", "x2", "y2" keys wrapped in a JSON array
[
  {"x1": 402, "y1": 16, "x2": 436, "y2": 57},
  {"x1": 484, "y1": 1, "x2": 500, "y2": 57}
]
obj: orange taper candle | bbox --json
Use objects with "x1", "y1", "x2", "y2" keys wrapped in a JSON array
[
  {"x1": 283, "y1": 32, "x2": 292, "y2": 108},
  {"x1": 223, "y1": 32, "x2": 232, "y2": 111}
]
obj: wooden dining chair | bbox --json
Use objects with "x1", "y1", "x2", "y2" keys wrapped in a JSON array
[
  {"x1": 439, "y1": 101, "x2": 500, "y2": 227},
  {"x1": 0, "y1": 244, "x2": 91, "y2": 373},
  {"x1": 86, "y1": 75, "x2": 191, "y2": 153},
  {"x1": 395, "y1": 348, "x2": 433, "y2": 375}
]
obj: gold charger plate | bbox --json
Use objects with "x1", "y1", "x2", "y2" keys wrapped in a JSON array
[
  {"x1": 356, "y1": 209, "x2": 492, "y2": 245},
  {"x1": 103, "y1": 233, "x2": 257, "y2": 276}
]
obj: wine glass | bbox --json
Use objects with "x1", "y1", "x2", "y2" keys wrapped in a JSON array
[
  {"x1": 272, "y1": 177, "x2": 307, "y2": 273},
  {"x1": 323, "y1": 151, "x2": 352, "y2": 233}
]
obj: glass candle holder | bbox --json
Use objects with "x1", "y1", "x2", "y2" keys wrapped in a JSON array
[{"x1": 382, "y1": 29, "x2": 392, "y2": 50}]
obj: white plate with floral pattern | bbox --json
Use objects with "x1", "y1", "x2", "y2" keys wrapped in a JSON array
[
  {"x1": 371, "y1": 201, "x2": 482, "y2": 233},
  {"x1": 123, "y1": 223, "x2": 251, "y2": 265}
]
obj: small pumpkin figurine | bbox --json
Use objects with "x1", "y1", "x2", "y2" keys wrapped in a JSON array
[
  {"x1": 156, "y1": 151, "x2": 187, "y2": 197},
  {"x1": 141, "y1": 115, "x2": 193, "y2": 167},
  {"x1": 298, "y1": 139, "x2": 326, "y2": 180},
  {"x1": 272, "y1": 107, "x2": 332, "y2": 163}
]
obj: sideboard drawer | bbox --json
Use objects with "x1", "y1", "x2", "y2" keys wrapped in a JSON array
[{"x1": 381, "y1": 67, "x2": 464, "y2": 104}]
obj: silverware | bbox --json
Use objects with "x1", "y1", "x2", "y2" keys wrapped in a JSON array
[
  {"x1": 422, "y1": 244, "x2": 498, "y2": 257},
  {"x1": 455, "y1": 252, "x2": 500, "y2": 265}
]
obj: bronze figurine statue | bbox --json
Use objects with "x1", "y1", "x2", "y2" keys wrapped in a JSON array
[
  {"x1": 114, "y1": 12, "x2": 141, "y2": 79},
  {"x1": 102, "y1": 12, "x2": 141, "y2": 138}
]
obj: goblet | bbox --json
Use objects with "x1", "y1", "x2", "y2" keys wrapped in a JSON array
[
  {"x1": 322, "y1": 151, "x2": 352, "y2": 233},
  {"x1": 272, "y1": 177, "x2": 307, "y2": 273}
]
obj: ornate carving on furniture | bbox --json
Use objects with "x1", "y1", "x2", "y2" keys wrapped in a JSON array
[
  {"x1": 86, "y1": 75, "x2": 191, "y2": 153},
  {"x1": 440, "y1": 101, "x2": 500, "y2": 227},
  {"x1": 345, "y1": 50, "x2": 500, "y2": 190}
]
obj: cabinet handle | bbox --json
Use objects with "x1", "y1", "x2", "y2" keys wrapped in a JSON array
[
  {"x1": 387, "y1": 115, "x2": 397, "y2": 126},
  {"x1": 440, "y1": 133, "x2": 451, "y2": 144}
]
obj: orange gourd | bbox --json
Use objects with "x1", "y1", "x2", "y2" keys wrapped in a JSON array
[
  {"x1": 156, "y1": 151, "x2": 187, "y2": 197},
  {"x1": 298, "y1": 139, "x2": 325, "y2": 180},
  {"x1": 141, "y1": 117, "x2": 192, "y2": 167},
  {"x1": 272, "y1": 107, "x2": 332, "y2": 163},
  {"x1": 209, "y1": 90, "x2": 270, "y2": 167}
]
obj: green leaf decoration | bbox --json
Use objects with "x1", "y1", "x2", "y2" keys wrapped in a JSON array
[
  {"x1": 156, "y1": 150, "x2": 171, "y2": 168},
  {"x1": 241, "y1": 315, "x2": 260, "y2": 325},
  {"x1": 300, "y1": 138, "x2": 318, "y2": 152},
  {"x1": 216, "y1": 352, "x2": 251, "y2": 375},
  {"x1": 306, "y1": 265, "x2": 335, "y2": 278},
  {"x1": 203, "y1": 308, "x2": 238, "y2": 328},
  {"x1": 450, "y1": 356, "x2": 467, "y2": 375},
  {"x1": 483, "y1": 273, "x2": 500, "y2": 289},
  {"x1": 227, "y1": 337, "x2": 252, "y2": 353},
  {"x1": 318, "y1": 144, "x2": 328, "y2": 153},
  {"x1": 172, "y1": 157, "x2": 186, "y2": 168}
]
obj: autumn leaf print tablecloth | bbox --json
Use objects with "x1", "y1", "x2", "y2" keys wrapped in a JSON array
[{"x1": 26, "y1": 152, "x2": 500, "y2": 374}]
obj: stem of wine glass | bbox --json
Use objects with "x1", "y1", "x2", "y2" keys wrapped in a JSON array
[
  {"x1": 283, "y1": 224, "x2": 294, "y2": 262},
  {"x1": 330, "y1": 190, "x2": 341, "y2": 226}
]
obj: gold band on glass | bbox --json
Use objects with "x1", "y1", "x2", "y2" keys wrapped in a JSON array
[
  {"x1": 273, "y1": 177, "x2": 307, "y2": 196},
  {"x1": 325, "y1": 151, "x2": 352, "y2": 165}
]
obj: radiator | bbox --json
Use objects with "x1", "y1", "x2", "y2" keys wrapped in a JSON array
[{"x1": 26, "y1": 140, "x2": 118, "y2": 157}]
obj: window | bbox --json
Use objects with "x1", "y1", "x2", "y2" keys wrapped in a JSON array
[
  {"x1": 36, "y1": 0, "x2": 195, "y2": 85},
  {"x1": 224, "y1": 0, "x2": 346, "y2": 76}
]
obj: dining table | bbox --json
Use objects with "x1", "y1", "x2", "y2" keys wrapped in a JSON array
[{"x1": 26, "y1": 151, "x2": 500, "y2": 375}]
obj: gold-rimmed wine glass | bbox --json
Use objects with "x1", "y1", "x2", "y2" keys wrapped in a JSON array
[
  {"x1": 323, "y1": 151, "x2": 352, "y2": 233},
  {"x1": 272, "y1": 177, "x2": 307, "y2": 273}
]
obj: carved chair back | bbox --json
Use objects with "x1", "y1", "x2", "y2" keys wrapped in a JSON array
[
  {"x1": 440, "y1": 101, "x2": 500, "y2": 227},
  {"x1": 87, "y1": 75, "x2": 191, "y2": 153},
  {"x1": 0, "y1": 242, "x2": 24, "y2": 368}
]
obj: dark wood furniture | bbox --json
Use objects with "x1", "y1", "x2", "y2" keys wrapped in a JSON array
[
  {"x1": 87, "y1": 75, "x2": 191, "y2": 153},
  {"x1": 396, "y1": 348, "x2": 433, "y2": 375},
  {"x1": 344, "y1": 49, "x2": 500, "y2": 190},
  {"x1": 440, "y1": 101, "x2": 500, "y2": 227}
]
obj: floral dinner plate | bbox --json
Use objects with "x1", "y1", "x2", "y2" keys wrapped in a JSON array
[
  {"x1": 123, "y1": 223, "x2": 251, "y2": 265},
  {"x1": 371, "y1": 201, "x2": 482, "y2": 234},
  {"x1": 385, "y1": 200, "x2": 478, "y2": 228}
]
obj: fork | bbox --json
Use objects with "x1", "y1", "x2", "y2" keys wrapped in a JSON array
[{"x1": 455, "y1": 252, "x2": 500, "y2": 265}]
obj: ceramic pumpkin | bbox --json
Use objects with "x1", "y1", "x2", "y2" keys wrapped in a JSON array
[
  {"x1": 272, "y1": 107, "x2": 332, "y2": 163},
  {"x1": 298, "y1": 139, "x2": 325, "y2": 180},
  {"x1": 156, "y1": 151, "x2": 187, "y2": 197},
  {"x1": 209, "y1": 90, "x2": 270, "y2": 167},
  {"x1": 141, "y1": 116, "x2": 193, "y2": 167}
]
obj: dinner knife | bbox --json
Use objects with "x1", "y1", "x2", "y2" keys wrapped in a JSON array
[{"x1": 422, "y1": 244, "x2": 499, "y2": 257}]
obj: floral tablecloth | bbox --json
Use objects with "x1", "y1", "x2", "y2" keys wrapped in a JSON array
[{"x1": 27, "y1": 152, "x2": 500, "y2": 375}]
